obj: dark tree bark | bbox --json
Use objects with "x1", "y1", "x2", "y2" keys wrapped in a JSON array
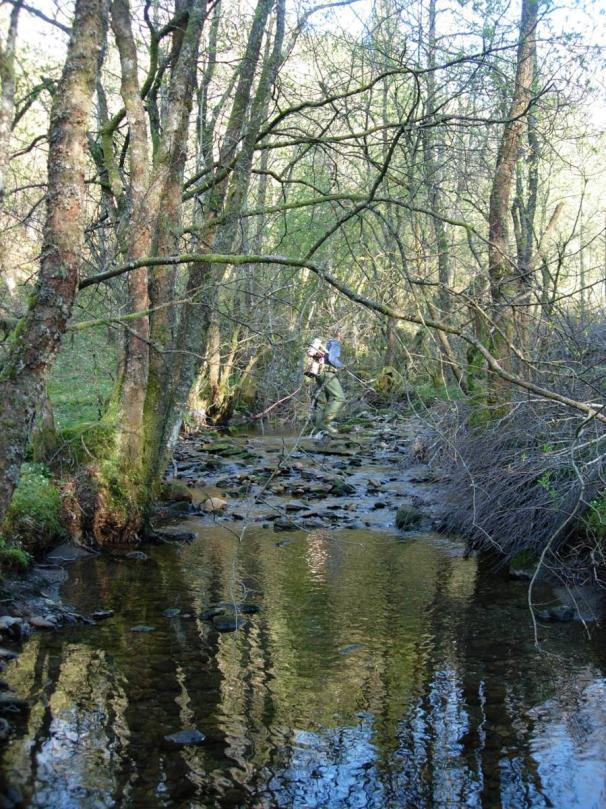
[{"x1": 0, "y1": 0, "x2": 105, "y2": 522}]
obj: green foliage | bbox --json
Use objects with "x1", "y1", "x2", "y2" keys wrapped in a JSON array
[
  {"x1": 48, "y1": 319, "x2": 117, "y2": 430},
  {"x1": 537, "y1": 471, "x2": 558, "y2": 500},
  {"x1": 414, "y1": 380, "x2": 466, "y2": 407},
  {"x1": 584, "y1": 493, "x2": 606, "y2": 539},
  {"x1": 5, "y1": 463, "x2": 64, "y2": 553},
  {"x1": 0, "y1": 536, "x2": 31, "y2": 573}
]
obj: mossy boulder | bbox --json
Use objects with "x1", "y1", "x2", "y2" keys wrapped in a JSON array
[
  {"x1": 329, "y1": 478, "x2": 356, "y2": 497},
  {"x1": 159, "y1": 480, "x2": 193, "y2": 503},
  {"x1": 395, "y1": 504, "x2": 423, "y2": 530}
]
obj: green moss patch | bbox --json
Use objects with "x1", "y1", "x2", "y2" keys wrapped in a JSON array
[{"x1": 4, "y1": 463, "x2": 65, "y2": 557}]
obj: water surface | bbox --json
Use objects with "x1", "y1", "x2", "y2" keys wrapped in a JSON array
[{"x1": 2, "y1": 525, "x2": 606, "y2": 808}]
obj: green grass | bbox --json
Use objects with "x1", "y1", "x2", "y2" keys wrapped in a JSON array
[{"x1": 48, "y1": 322, "x2": 117, "y2": 429}]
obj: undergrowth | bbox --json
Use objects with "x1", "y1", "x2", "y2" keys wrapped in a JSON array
[{"x1": 3, "y1": 463, "x2": 65, "y2": 564}]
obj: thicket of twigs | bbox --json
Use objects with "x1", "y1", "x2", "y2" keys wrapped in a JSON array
[{"x1": 424, "y1": 314, "x2": 606, "y2": 576}]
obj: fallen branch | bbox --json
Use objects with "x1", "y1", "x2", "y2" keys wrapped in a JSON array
[{"x1": 251, "y1": 385, "x2": 303, "y2": 420}]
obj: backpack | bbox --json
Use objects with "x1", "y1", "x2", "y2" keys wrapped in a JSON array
[{"x1": 304, "y1": 338, "x2": 326, "y2": 378}]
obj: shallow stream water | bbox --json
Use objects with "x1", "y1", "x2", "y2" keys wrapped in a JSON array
[
  {"x1": 2, "y1": 524, "x2": 606, "y2": 808},
  {"x1": 3, "y1": 424, "x2": 606, "y2": 808}
]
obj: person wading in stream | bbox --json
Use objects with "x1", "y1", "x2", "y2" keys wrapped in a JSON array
[{"x1": 305, "y1": 327, "x2": 346, "y2": 437}]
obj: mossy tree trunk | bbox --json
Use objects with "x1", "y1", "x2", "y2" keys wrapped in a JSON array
[
  {"x1": 107, "y1": 0, "x2": 154, "y2": 529},
  {"x1": 87, "y1": 0, "x2": 284, "y2": 539},
  {"x1": 0, "y1": 0, "x2": 105, "y2": 523},
  {"x1": 157, "y1": 0, "x2": 282, "y2": 459},
  {"x1": 82, "y1": 0, "x2": 207, "y2": 542},
  {"x1": 139, "y1": 0, "x2": 208, "y2": 523}
]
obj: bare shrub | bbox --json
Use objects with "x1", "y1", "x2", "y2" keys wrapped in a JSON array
[{"x1": 429, "y1": 399, "x2": 606, "y2": 569}]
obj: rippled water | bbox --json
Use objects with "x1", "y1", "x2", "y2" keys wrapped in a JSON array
[{"x1": 2, "y1": 525, "x2": 606, "y2": 808}]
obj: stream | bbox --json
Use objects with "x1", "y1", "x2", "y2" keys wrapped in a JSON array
[{"x1": 1, "y1": 417, "x2": 606, "y2": 808}]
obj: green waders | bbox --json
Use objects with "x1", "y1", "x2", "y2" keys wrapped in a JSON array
[{"x1": 314, "y1": 370, "x2": 345, "y2": 431}]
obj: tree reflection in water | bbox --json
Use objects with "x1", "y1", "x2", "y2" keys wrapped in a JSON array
[{"x1": 2, "y1": 527, "x2": 606, "y2": 808}]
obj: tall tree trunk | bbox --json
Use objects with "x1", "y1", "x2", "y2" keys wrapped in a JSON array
[
  {"x1": 145, "y1": 0, "x2": 279, "y2": 489},
  {"x1": 140, "y1": 0, "x2": 208, "y2": 519},
  {"x1": 422, "y1": 0, "x2": 466, "y2": 391},
  {"x1": 0, "y1": 0, "x2": 22, "y2": 282},
  {"x1": 111, "y1": 0, "x2": 152, "y2": 468},
  {"x1": 0, "y1": 0, "x2": 20, "y2": 206},
  {"x1": 488, "y1": 0, "x2": 538, "y2": 397},
  {"x1": 0, "y1": 0, "x2": 105, "y2": 522}
]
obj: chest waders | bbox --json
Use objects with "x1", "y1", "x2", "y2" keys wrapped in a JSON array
[{"x1": 313, "y1": 368, "x2": 345, "y2": 431}]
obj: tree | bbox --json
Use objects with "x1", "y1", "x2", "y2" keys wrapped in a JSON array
[{"x1": 0, "y1": 0, "x2": 106, "y2": 518}]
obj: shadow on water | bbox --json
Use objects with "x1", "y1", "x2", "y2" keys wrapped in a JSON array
[{"x1": 2, "y1": 525, "x2": 606, "y2": 808}]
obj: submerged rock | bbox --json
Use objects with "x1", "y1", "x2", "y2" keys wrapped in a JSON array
[
  {"x1": 163, "y1": 729, "x2": 206, "y2": 747},
  {"x1": 0, "y1": 617, "x2": 30, "y2": 643},
  {"x1": 28, "y1": 616, "x2": 56, "y2": 630},
  {"x1": 91, "y1": 610, "x2": 114, "y2": 620},
  {"x1": 238, "y1": 602, "x2": 261, "y2": 614},
  {"x1": 201, "y1": 606, "x2": 226, "y2": 621},
  {"x1": 536, "y1": 605, "x2": 575, "y2": 623},
  {"x1": 202, "y1": 602, "x2": 260, "y2": 619},
  {"x1": 273, "y1": 517, "x2": 297, "y2": 531},
  {"x1": 46, "y1": 543, "x2": 94, "y2": 563},
  {"x1": 156, "y1": 500, "x2": 194, "y2": 518},
  {"x1": 0, "y1": 692, "x2": 28, "y2": 713},
  {"x1": 300, "y1": 516, "x2": 327, "y2": 528},
  {"x1": 212, "y1": 614, "x2": 248, "y2": 633}
]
